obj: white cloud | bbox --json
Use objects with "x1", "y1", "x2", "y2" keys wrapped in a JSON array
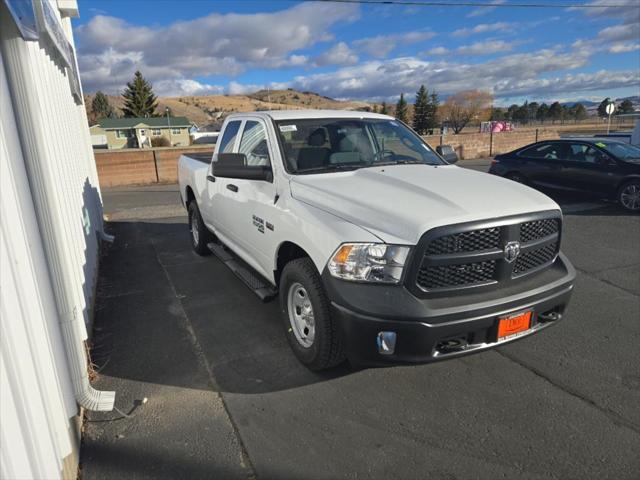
[
  {"x1": 598, "y1": 23, "x2": 640, "y2": 43},
  {"x1": 467, "y1": 0, "x2": 506, "y2": 18},
  {"x1": 353, "y1": 31, "x2": 436, "y2": 58},
  {"x1": 452, "y1": 22, "x2": 514, "y2": 38},
  {"x1": 154, "y1": 79, "x2": 224, "y2": 97},
  {"x1": 76, "y1": 2, "x2": 358, "y2": 93},
  {"x1": 314, "y1": 42, "x2": 359, "y2": 66},
  {"x1": 609, "y1": 43, "x2": 640, "y2": 53},
  {"x1": 456, "y1": 40, "x2": 514, "y2": 55},
  {"x1": 286, "y1": 44, "x2": 636, "y2": 101},
  {"x1": 425, "y1": 47, "x2": 450, "y2": 56}
]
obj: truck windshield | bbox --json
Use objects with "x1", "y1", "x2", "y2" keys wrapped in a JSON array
[{"x1": 274, "y1": 118, "x2": 445, "y2": 174}]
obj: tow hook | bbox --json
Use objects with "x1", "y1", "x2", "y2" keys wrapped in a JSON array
[
  {"x1": 437, "y1": 337, "x2": 469, "y2": 354},
  {"x1": 538, "y1": 311, "x2": 561, "y2": 323}
]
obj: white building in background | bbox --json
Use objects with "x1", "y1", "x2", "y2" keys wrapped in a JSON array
[{"x1": 1, "y1": 1, "x2": 115, "y2": 478}]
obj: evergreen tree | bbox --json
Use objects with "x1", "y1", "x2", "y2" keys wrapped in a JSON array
[
  {"x1": 536, "y1": 103, "x2": 549, "y2": 124},
  {"x1": 426, "y1": 91, "x2": 439, "y2": 130},
  {"x1": 121, "y1": 71, "x2": 158, "y2": 118},
  {"x1": 573, "y1": 103, "x2": 588, "y2": 122},
  {"x1": 412, "y1": 85, "x2": 430, "y2": 134},
  {"x1": 618, "y1": 99, "x2": 634, "y2": 114},
  {"x1": 91, "y1": 91, "x2": 114, "y2": 119},
  {"x1": 548, "y1": 101, "x2": 563, "y2": 124},
  {"x1": 380, "y1": 101, "x2": 389, "y2": 115},
  {"x1": 395, "y1": 93, "x2": 408, "y2": 123},
  {"x1": 597, "y1": 97, "x2": 612, "y2": 118}
]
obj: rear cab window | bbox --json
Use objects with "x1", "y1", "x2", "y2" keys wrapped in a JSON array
[{"x1": 217, "y1": 120, "x2": 242, "y2": 155}]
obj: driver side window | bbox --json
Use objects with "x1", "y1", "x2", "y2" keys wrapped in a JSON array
[{"x1": 238, "y1": 121, "x2": 271, "y2": 166}]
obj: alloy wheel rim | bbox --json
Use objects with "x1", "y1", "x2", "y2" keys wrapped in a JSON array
[
  {"x1": 287, "y1": 282, "x2": 315, "y2": 348},
  {"x1": 190, "y1": 211, "x2": 199, "y2": 245},
  {"x1": 620, "y1": 184, "x2": 640, "y2": 211}
]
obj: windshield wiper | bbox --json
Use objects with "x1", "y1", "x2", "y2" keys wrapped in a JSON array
[
  {"x1": 367, "y1": 159, "x2": 428, "y2": 167},
  {"x1": 295, "y1": 164, "x2": 362, "y2": 174}
]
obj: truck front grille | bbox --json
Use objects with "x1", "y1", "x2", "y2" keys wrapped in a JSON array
[
  {"x1": 417, "y1": 260, "x2": 497, "y2": 289},
  {"x1": 513, "y1": 243, "x2": 557, "y2": 275},
  {"x1": 426, "y1": 228, "x2": 500, "y2": 255},
  {"x1": 414, "y1": 213, "x2": 561, "y2": 293}
]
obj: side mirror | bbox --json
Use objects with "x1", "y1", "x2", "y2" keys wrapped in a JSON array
[
  {"x1": 213, "y1": 153, "x2": 273, "y2": 181},
  {"x1": 436, "y1": 145, "x2": 459, "y2": 164}
]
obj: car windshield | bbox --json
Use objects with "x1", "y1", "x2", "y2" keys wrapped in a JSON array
[
  {"x1": 274, "y1": 118, "x2": 445, "y2": 174},
  {"x1": 598, "y1": 141, "x2": 640, "y2": 162}
]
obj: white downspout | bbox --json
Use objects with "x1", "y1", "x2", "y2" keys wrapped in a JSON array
[{"x1": 1, "y1": 8, "x2": 114, "y2": 411}]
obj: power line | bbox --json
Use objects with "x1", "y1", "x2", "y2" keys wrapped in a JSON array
[{"x1": 298, "y1": 0, "x2": 636, "y2": 8}]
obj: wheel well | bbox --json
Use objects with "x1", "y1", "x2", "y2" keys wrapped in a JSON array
[
  {"x1": 275, "y1": 242, "x2": 311, "y2": 285},
  {"x1": 185, "y1": 186, "x2": 195, "y2": 207},
  {"x1": 616, "y1": 176, "x2": 640, "y2": 192}
]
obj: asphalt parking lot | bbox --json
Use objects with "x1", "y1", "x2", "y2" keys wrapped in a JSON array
[{"x1": 82, "y1": 162, "x2": 640, "y2": 479}]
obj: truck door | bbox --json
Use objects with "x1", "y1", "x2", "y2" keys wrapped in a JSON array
[
  {"x1": 201, "y1": 120, "x2": 241, "y2": 236},
  {"x1": 216, "y1": 118, "x2": 279, "y2": 281}
]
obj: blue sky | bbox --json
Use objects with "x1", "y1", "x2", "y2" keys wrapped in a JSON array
[{"x1": 74, "y1": 0, "x2": 639, "y2": 106}]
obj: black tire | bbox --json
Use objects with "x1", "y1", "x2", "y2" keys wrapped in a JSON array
[
  {"x1": 506, "y1": 172, "x2": 527, "y2": 185},
  {"x1": 188, "y1": 201, "x2": 213, "y2": 255},
  {"x1": 279, "y1": 258, "x2": 345, "y2": 370},
  {"x1": 617, "y1": 180, "x2": 640, "y2": 212}
]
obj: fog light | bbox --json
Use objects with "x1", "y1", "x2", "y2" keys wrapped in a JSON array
[{"x1": 377, "y1": 331, "x2": 397, "y2": 355}]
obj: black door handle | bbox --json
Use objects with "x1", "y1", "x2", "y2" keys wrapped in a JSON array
[
  {"x1": 206, "y1": 174, "x2": 215, "y2": 182},
  {"x1": 227, "y1": 184, "x2": 238, "y2": 192}
]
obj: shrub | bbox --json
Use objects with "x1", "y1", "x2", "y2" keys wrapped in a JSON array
[{"x1": 151, "y1": 136, "x2": 171, "y2": 147}]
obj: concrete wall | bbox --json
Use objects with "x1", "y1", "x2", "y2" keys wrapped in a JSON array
[
  {"x1": 422, "y1": 129, "x2": 560, "y2": 160},
  {"x1": 94, "y1": 145, "x2": 214, "y2": 187}
]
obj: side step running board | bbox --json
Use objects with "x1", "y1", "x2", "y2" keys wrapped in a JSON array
[{"x1": 207, "y1": 242, "x2": 277, "y2": 302}]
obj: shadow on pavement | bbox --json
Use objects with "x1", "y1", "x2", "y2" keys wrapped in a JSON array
[
  {"x1": 536, "y1": 188, "x2": 637, "y2": 217},
  {"x1": 90, "y1": 219, "x2": 356, "y2": 396}
]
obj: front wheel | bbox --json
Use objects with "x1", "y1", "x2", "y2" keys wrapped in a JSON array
[
  {"x1": 188, "y1": 201, "x2": 213, "y2": 255},
  {"x1": 279, "y1": 258, "x2": 345, "y2": 370},
  {"x1": 618, "y1": 180, "x2": 640, "y2": 212}
]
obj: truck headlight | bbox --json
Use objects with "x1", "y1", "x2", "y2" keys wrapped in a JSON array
[{"x1": 328, "y1": 243, "x2": 410, "y2": 284}]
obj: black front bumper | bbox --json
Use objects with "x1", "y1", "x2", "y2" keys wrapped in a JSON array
[{"x1": 323, "y1": 253, "x2": 575, "y2": 366}]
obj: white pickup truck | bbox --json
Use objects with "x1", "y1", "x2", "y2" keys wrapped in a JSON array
[{"x1": 178, "y1": 110, "x2": 575, "y2": 370}]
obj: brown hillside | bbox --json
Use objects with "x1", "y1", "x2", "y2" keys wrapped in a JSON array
[{"x1": 85, "y1": 89, "x2": 374, "y2": 126}]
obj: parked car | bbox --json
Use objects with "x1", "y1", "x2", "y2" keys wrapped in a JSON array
[
  {"x1": 178, "y1": 110, "x2": 575, "y2": 370},
  {"x1": 490, "y1": 139, "x2": 640, "y2": 212}
]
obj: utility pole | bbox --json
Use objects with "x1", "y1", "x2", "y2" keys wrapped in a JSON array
[{"x1": 166, "y1": 107, "x2": 172, "y2": 146}]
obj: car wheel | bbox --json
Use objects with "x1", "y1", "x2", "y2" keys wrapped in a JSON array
[
  {"x1": 618, "y1": 180, "x2": 640, "y2": 212},
  {"x1": 506, "y1": 172, "x2": 527, "y2": 185},
  {"x1": 188, "y1": 201, "x2": 213, "y2": 255},
  {"x1": 279, "y1": 258, "x2": 345, "y2": 370}
]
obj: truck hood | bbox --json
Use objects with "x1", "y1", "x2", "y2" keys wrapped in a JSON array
[{"x1": 289, "y1": 165, "x2": 559, "y2": 244}]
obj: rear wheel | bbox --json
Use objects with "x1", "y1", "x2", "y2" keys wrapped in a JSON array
[
  {"x1": 506, "y1": 172, "x2": 527, "y2": 185},
  {"x1": 188, "y1": 201, "x2": 213, "y2": 255},
  {"x1": 279, "y1": 258, "x2": 345, "y2": 370},
  {"x1": 618, "y1": 180, "x2": 640, "y2": 212}
]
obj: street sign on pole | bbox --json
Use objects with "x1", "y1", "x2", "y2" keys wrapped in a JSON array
[{"x1": 606, "y1": 102, "x2": 615, "y2": 134}]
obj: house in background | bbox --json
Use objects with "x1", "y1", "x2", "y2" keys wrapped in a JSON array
[{"x1": 92, "y1": 116, "x2": 192, "y2": 149}]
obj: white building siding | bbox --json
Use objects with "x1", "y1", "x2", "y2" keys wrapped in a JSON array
[{"x1": 1, "y1": 1, "x2": 113, "y2": 478}]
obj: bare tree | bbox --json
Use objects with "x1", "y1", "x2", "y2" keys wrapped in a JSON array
[{"x1": 439, "y1": 90, "x2": 493, "y2": 134}]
